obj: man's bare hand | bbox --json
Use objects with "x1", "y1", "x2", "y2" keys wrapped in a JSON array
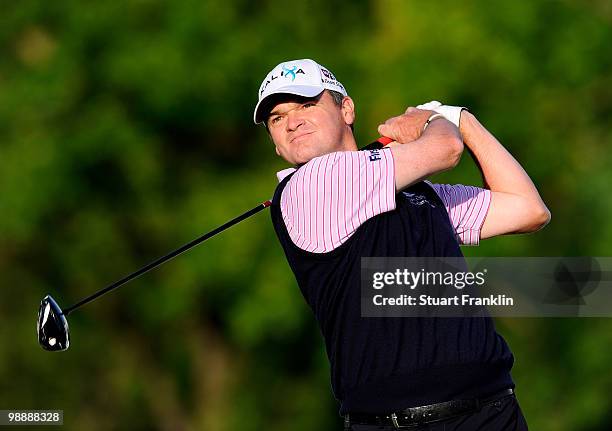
[{"x1": 377, "y1": 108, "x2": 435, "y2": 144}]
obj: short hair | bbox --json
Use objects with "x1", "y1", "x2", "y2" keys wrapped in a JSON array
[
  {"x1": 327, "y1": 89, "x2": 345, "y2": 106},
  {"x1": 327, "y1": 90, "x2": 354, "y2": 131}
]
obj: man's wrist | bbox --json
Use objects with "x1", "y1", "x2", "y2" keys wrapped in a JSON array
[
  {"x1": 458, "y1": 110, "x2": 476, "y2": 142},
  {"x1": 422, "y1": 113, "x2": 447, "y2": 131}
]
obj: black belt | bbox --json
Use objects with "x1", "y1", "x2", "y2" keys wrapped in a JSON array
[{"x1": 344, "y1": 388, "x2": 514, "y2": 429}]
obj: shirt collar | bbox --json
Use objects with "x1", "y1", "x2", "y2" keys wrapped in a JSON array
[{"x1": 276, "y1": 167, "x2": 297, "y2": 183}]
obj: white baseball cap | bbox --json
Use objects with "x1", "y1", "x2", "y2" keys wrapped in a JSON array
[{"x1": 253, "y1": 58, "x2": 348, "y2": 124}]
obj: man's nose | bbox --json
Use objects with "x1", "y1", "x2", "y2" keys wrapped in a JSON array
[{"x1": 286, "y1": 109, "x2": 305, "y2": 131}]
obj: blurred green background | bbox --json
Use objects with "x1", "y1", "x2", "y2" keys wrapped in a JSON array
[{"x1": 1, "y1": 0, "x2": 611, "y2": 429}]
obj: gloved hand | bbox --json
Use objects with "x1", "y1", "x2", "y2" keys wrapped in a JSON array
[{"x1": 416, "y1": 101, "x2": 466, "y2": 129}]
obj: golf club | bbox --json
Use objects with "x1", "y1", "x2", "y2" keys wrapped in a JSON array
[
  {"x1": 37, "y1": 200, "x2": 272, "y2": 351},
  {"x1": 37, "y1": 137, "x2": 392, "y2": 352}
]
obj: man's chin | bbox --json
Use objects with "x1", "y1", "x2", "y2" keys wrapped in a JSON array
[
  {"x1": 294, "y1": 146, "x2": 329, "y2": 166},
  {"x1": 292, "y1": 141, "x2": 316, "y2": 164}
]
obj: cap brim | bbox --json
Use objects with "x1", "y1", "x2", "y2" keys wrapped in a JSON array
[{"x1": 253, "y1": 85, "x2": 324, "y2": 124}]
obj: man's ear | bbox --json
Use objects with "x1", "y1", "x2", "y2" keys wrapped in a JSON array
[
  {"x1": 275, "y1": 146, "x2": 281, "y2": 156},
  {"x1": 341, "y1": 96, "x2": 355, "y2": 126}
]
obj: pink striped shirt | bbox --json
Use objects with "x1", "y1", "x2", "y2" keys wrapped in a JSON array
[
  {"x1": 277, "y1": 149, "x2": 491, "y2": 253},
  {"x1": 425, "y1": 181, "x2": 491, "y2": 246}
]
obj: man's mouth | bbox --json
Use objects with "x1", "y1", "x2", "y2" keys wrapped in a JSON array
[{"x1": 291, "y1": 131, "x2": 314, "y2": 144}]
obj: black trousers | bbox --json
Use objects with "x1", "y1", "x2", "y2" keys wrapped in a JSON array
[{"x1": 344, "y1": 393, "x2": 528, "y2": 430}]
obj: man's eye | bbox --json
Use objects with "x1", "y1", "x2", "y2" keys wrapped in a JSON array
[
  {"x1": 303, "y1": 102, "x2": 316, "y2": 108},
  {"x1": 269, "y1": 116, "x2": 282, "y2": 125}
]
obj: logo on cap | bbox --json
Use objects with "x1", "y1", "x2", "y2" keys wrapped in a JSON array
[
  {"x1": 259, "y1": 65, "x2": 306, "y2": 95},
  {"x1": 320, "y1": 68, "x2": 335, "y2": 80},
  {"x1": 282, "y1": 64, "x2": 298, "y2": 81}
]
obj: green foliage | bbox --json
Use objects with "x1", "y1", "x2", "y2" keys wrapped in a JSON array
[{"x1": 1, "y1": 0, "x2": 611, "y2": 429}]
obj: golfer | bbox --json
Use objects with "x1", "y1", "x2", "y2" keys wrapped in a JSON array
[{"x1": 254, "y1": 59, "x2": 549, "y2": 430}]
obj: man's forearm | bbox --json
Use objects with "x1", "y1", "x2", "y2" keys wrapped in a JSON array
[
  {"x1": 389, "y1": 118, "x2": 463, "y2": 191},
  {"x1": 459, "y1": 110, "x2": 551, "y2": 234},
  {"x1": 460, "y1": 111, "x2": 543, "y2": 201}
]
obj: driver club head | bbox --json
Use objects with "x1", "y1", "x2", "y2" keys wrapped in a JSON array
[{"x1": 37, "y1": 295, "x2": 70, "y2": 351}]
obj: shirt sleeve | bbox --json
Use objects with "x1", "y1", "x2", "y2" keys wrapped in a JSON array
[
  {"x1": 280, "y1": 148, "x2": 396, "y2": 253},
  {"x1": 426, "y1": 181, "x2": 492, "y2": 246}
]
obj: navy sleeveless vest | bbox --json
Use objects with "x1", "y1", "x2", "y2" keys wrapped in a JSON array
[{"x1": 270, "y1": 172, "x2": 514, "y2": 415}]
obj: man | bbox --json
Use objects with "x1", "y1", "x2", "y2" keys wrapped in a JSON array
[{"x1": 254, "y1": 59, "x2": 550, "y2": 430}]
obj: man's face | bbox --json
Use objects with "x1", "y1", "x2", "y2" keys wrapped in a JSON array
[{"x1": 266, "y1": 91, "x2": 356, "y2": 165}]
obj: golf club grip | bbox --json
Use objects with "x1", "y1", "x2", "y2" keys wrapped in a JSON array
[{"x1": 360, "y1": 136, "x2": 393, "y2": 151}]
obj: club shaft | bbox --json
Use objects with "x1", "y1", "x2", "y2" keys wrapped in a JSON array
[{"x1": 62, "y1": 200, "x2": 272, "y2": 315}]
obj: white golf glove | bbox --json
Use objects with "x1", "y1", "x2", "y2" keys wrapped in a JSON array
[{"x1": 416, "y1": 100, "x2": 466, "y2": 129}]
